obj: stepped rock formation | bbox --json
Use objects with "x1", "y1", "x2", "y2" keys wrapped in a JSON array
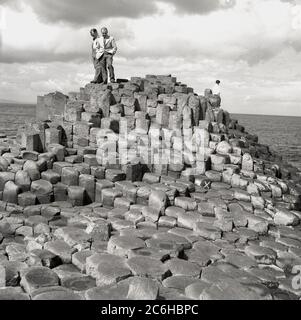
[{"x1": 0, "y1": 74, "x2": 301, "y2": 300}]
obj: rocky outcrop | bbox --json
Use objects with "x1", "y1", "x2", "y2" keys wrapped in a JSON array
[{"x1": 0, "y1": 74, "x2": 301, "y2": 300}]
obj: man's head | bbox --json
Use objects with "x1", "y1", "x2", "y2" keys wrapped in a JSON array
[
  {"x1": 216, "y1": 80, "x2": 221, "y2": 85},
  {"x1": 101, "y1": 27, "x2": 109, "y2": 38},
  {"x1": 90, "y1": 28, "x2": 98, "y2": 39}
]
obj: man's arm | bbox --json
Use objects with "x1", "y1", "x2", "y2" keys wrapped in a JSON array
[
  {"x1": 91, "y1": 42, "x2": 96, "y2": 58},
  {"x1": 112, "y1": 37, "x2": 117, "y2": 55},
  {"x1": 94, "y1": 39, "x2": 101, "y2": 50}
]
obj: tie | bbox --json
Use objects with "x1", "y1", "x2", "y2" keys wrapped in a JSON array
[{"x1": 103, "y1": 37, "x2": 106, "y2": 50}]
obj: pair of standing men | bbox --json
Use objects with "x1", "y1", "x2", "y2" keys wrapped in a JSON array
[{"x1": 90, "y1": 27, "x2": 117, "y2": 84}]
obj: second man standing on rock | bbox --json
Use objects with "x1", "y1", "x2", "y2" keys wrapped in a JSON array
[{"x1": 95, "y1": 27, "x2": 118, "y2": 84}]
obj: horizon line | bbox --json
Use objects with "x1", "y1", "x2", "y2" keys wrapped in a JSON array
[{"x1": 0, "y1": 100, "x2": 301, "y2": 118}]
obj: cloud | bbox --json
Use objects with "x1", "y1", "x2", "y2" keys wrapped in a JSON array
[
  {"x1": 0, "y1": 0, "x2": 237, "y2": 27},
  {"x1": 0, "y1": 0, "x2": 15, "y2": 5},
  {"x1": 1, "y1": 0, "x2": 301, "y2": 116},
  {"x1": 1, "y1": 0, "x2": 301, "y2": 65},
  {"x1": 1, "y1": 0, "x2": 158, "y2": 26},
  {"x1": 161, "y1": 0, "x2": 236, "y2": 14},
  {"x1": 0, "y1": 50, "x2": 84, "y2": 63},
  {"x1": 0, "y1": 0, "x2": 22, "y2": 10},
  {"x1": 0, "y1": 6, "x2": 135, "y2": 63}
]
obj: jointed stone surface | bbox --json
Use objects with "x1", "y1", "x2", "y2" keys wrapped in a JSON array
[
  {"x1": 0, "y1": 287, "x2": 30, "y2": 300},
  {"x1": 44, "y1": 240, "x2": 76, "y2": 264},
  {"x1": 127, "y1": 277, "x2": 159, "y2": 300},
  {"x1": 107, "y1": 236, "x2": 145, "y2": 257},
  {"x1": 0, "y1": 74, "x2": 300, "y2": 300},
  {"x1": 20, "y1": 266, "x2": 59, "y2": 295},
  {"x1": 32, "y1": 286, "x2": 83, "y2": 300},
  {"x1": 126, "y1": 256, "x2": 171, "y2": 280}
]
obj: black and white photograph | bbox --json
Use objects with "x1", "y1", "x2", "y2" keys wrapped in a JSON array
[{"x1": 0, "y1": 0, "x2": 301, "y2": 307}]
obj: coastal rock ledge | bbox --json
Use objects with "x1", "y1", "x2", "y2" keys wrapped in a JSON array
[{"x1": 0, "y1": 74, "x2": 301, "y2": 300}]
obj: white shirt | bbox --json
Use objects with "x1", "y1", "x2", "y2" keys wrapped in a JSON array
[
  {"x1": 212, "y1": 84, "x2": 221, "y2": 95},
  {"x1": 93, "y1": 36, "x2": 117, "y2": 59}
]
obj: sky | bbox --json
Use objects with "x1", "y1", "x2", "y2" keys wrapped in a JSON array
[{"x1": 1, "y1": 0, "x2": 301, "y2": 116}]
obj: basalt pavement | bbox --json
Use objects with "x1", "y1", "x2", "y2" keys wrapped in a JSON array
[{"x1": 0, "y1": 75, "x2": 301, "y2": 300}]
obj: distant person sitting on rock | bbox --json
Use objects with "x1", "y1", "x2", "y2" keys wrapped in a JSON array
[
  {"x1": 94, "y1": 27, "x2": 117, "y2": 84},
  {"x1": 212, "y1": 80, "x2": 221, "y2": 107},
  {"x1": 90, "y1": 28, "x2": 105, "y2": 84}
]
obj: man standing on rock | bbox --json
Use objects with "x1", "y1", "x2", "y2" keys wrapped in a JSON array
[
  {"x1": 90, "y1": 28, "x2": 104, "y2": 84},
  {"x1": 95, "y1": 27, "x2": 117, "y2": 84},
  {"x1": 212, "y1": 80, "x2": 221, "y2": 107}
]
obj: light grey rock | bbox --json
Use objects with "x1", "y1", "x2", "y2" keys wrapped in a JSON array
[
  {"x1": 107, "y1": 235, "x2": 145, "y2": 257},
  {"x1": 164, "y1": 258, "x2": 201, "y2": 278},
  {"x1": 216, "y1": 141, "x2": 232, "y2": 155},
  {"x1": 102, "y1": 188, "x2": 123, "y2": 207},
  {"x1": 86, "y1": 253, "x2": 106, "y2": 278},
  {"x1": 0, "y1": 172, "x2": 15, "y2": 191},
  {"x1": 153, "y1": 232, "x2": 191, "y2": 250},
  {"x1": 141, "y1": 206, "x2": 161, "y2": 223},
  {"x1": 16, "y1": 225, "x2": 33, "y2": 237},
  {"x1": 143, "y1": 173, "x2": 160, "y2": 184},
  {"x1": 67, "y1": 186, "x2": 85, "y2": 206},
  {"x1": 158, "y1": 216, "x2": 177, "y2": 228},
  {"x1": 61, "y1": 167, "x2": 79, "y2": 186},
  {"x1": 44, "y1": 240, "x2": 76, "y2": 264},
  {"x1": 32, "y1": 286, "x2": 83, "y2": 300},
  {"x1": 86, "y1": 219, "x2": 111, "y2": 241},
  {"x1": 85, "y1": 279, "x2": 130, "y2": 300},
  {"x1": 149, "y1": 190, "x2": 167, "y2": 214},
  {"x1": 5, "y1": 243, "x2": 28, "y2": 262},
  {"x1": 41, "y1": 170, "x2": 61, "y2": 184},
  {"x1": 0, "y1": 287, "x2": 30, "y2": 300},
  {"x1": 54, "y1": 226, "x2": 91, "y2": 249},
  {"x1": 127, "y1": 277, "x2": 159, "y2": 300},
  {"x1": 95, "y1": 254, "x2": 132, "y2": 287},
  {"x1": 20, "y1": 266, "x2": 59, "y2": 295},
  {"x1": 274, "y1": 209, "x2": 299, "y2": 226},
  {"x1": 175, "y1": 197, "x2": 197, "y2": 211},
  {"x1": 200, "y1": 278, "x2": 266, "y2": 300},
  {"x1": 72, "y1": 250, "x2": 94, "y2": 272},
  {"x1": 23, "y1": 205, "x2": 41, "y2": 217},
  {"x1": 223, "y1": 252, "x2": 258, "y2": 269},
  {"x1": 165, "y1": 206, "x2": 185, "y2": 218},
  {"x1": 3, "y1": 181, "x2": 21, "y2": 204},
  {"x1": 0, "y1": 264, "x2": 5, "y2": 287},
  {"x1": 0, "y1": 261, "x2": 27, "y2": 286},
  {"x1": 245, "y1": 245, "x2": 277, "y2": 265},
  {"x1": 105, "y1": 169, "x2": 126, "y2": 182},
  {"x1": 15, "y1": 170, "x2": 31, "y2": 192},
  {"x1": 23, "y1": 160, "x2": 40, "y2": 181},
  {"x1": 247, "y1": 268, "x2": 279, "y2": 288},
  {"x1": 126, "y1": 256, "x2": 171, "y2": 280},
  {"x1": 31, "y1": 179, "x2": 53, "y2": 204},
  {"x1": 18, "y1": 192, "x2": 37, "y2": 206},
  {"x1": 185, "y1": 281, "x2": 211, "y2": 300},
  {"x1": 62, "y1": 275, "x2": 96, "y2": 292},
  {"x1": 29, "y1": 249, "x2": 62, "y2": 269},
  {"x1": 52, "y1": 264, "x2": 83, "y2": 282},
  {"x1": 194, "y1": 222, "x2": 222, "y2": 240},
  {"x1": 162, "y1": 275, "x2": 199, "y2": 292}
]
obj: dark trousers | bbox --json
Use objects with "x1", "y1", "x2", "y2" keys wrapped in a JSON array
[
  {"x1": 212, "y1": 94, "x2": 221, "y2": 107},
  {"x1": 100, "y1": 53, "x2": 115, "y2": 83},
  {"x1": 92, "y1": 57, "x2": 106, "y2": 83}
]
